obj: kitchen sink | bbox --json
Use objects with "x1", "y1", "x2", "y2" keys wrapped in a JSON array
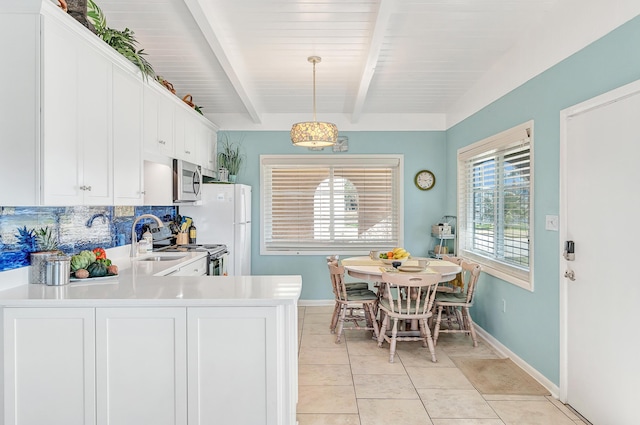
[{"x1": 137, "y1": 255, "x2": 186, "y2": 262}]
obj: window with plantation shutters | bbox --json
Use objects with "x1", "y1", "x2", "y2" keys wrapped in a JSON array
[
  {"x1": 260, "y1": 155, "x2": 403, "y2": 255},
  {"x1": 457, "y1": 121, "x2": 534, "y2": 290}
]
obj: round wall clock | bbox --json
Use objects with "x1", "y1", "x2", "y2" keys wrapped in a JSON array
[{"x1": 414, "y1": 170, "x2": 436, "y2": 191}]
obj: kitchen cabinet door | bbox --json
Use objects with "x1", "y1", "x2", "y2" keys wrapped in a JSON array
[
  {"x1": 112, "y1": 65, "x2": 144, "y2": 205},
  {"x1": 77, "y1": 41, "x2": 113, "y2": 205},
  {"x1": 96, "y1": 307, "x2": 187, "y2": 425},
  {"x1": 41, "y1": 17, "x2": 113, "y2": 206},
  {"x1": 163, "y1": 256, "x2": 208, "y2": 276},
  {"x1": 2, "y1": 307, "x2": 96, "y2": 425},
  {"x1": 144, "y1": 84, "x2": 175, "y2": 160},
  {"x1": 174, "y1": 108, "x2": 196, "y2": 163},
  {"x1": 187, "y1": 307, "x2": 279, "y2": 425},
  {"x1": 41, "y1": 17, "x2": 83, "y2": 205},
  {"x1": 196, "y1": 124, "x2": 217, "y2": 175}
]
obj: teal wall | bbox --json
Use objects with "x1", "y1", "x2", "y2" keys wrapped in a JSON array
[
  {"x1": 444, "y1": 16, "x2": 640, "y2": 385},
  {"x1": 221, "y1": 131, "x2": 447, "y2": 300},
  {"x1": 221, "y1": 15, "x2": 640, "y2": 386}
]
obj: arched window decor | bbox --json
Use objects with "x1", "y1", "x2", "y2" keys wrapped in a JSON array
[{"x1": 261, "y1": 155, "x2": 403, "y2": 255}]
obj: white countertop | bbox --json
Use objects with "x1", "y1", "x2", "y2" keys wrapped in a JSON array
[{"x1": 0, "y1": 247, "x2": 302, "y2": 307}]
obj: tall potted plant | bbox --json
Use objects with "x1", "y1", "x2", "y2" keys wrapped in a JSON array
[{"x1": 217, "y1": 137, "x2": 244, "y2": 182}]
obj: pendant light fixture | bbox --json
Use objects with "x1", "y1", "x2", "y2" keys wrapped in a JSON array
[{"x1": 290, "y1": 56, "x2": 338, "y2": 147}]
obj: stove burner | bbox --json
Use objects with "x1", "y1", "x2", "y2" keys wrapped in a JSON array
[{"x1": 155, "y1": 243, "x2": 227, "y2": 257}]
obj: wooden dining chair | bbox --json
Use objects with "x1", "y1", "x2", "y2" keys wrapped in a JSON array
[
  {"x1": 377, "y1": 272, "x2": 442, "y2": 363},
  {"x1": 439, "y1": 255, "x2": 464, "y2": 292},
  {"x1": 328, "y1": 263, "x2": 380, "y2": 343},
  {"x1": 441, "y1": 255, "x2": 463, "y2": 265},
  {"x1": 432, "y1": 260, "x2": 482, "y2": 347},
  {"x1": 326, "y1": 256, "x2": 369, "y2": 333}
]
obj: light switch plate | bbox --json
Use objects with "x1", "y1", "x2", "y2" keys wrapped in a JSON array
[{"x1": 545, "y1": 214, "x2": 559, "y2": 231}]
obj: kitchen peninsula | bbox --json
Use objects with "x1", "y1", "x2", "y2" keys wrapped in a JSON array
[{"x1": 0, "y1": 250, "x2": 301, "y2": 425}]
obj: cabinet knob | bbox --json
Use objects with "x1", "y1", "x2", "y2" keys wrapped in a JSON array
[
  {"x1": 158, "y1": 140, "x2": 166, "y2": 145},
  {"x1": 86, "y1": 186, "x2": 92, "y2": 191},
  {"x1": 185, "y1": 150, "x2": 191, "y2": 154}
]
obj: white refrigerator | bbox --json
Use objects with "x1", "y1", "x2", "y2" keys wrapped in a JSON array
[{"x1": 180, "y1": 184, "x2": 251, "y2": 276}]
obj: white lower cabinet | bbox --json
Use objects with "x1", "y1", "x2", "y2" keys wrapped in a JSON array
[
  {"x1": 96, "y1": 308, "x2": 187, "y2": 425},
  {"x1": 164, "y1": 257, "x2": 208, "y2": 276},
  {"x1": 187, "y1": 307, "x2": 278, "y2": 425},
  {"x1": 2, "y1": 304, "x2": 296, "y2": 425},
  {"x1": 2, "y1": 308, "x2": 96, "y2": 425}
]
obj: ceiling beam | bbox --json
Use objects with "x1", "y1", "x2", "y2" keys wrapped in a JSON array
[
  {"x1": 351, "y1": 0, "x2": 396, "y2": 123},
  {"x1": 183, "y1": 0, "x2": 262, "y2": 124}
]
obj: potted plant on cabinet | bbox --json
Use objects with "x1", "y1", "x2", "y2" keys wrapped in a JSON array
[{"x1": 217, "y1": 137, "x2": 244, "y2": 183}]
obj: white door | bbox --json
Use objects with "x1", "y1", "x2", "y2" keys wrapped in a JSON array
[{"x1": 561, "y1": 80, "x2": 640, "y2": 424}]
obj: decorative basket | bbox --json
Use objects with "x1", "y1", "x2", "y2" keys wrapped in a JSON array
[
  {"x1": 182, "y1": 94, "x2": 195, "y2": 108},
  {"x1": 157, "y1": 77, "x2": 176, "y2": 95}
]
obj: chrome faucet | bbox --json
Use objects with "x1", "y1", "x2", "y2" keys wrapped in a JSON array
[{"x1": 130, "y1": 214, "x2": 164, "y2": 257}]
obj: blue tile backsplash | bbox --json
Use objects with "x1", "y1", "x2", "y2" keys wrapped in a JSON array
[{"x1": 0, "y1": 206, "x2": 177, "y2": 272}]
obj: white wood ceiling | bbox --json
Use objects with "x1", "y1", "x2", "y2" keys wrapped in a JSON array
[{"x1": 96, "y1": 0, "x2": 559, "y2": 129}]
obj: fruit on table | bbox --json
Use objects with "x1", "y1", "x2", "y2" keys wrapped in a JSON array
[
  {"x1": 392, "y1": 247, "x2": 410, "y2": 259},
  {"x1": 107, "y1": 265, "x2": 118, "y2": 275},
  {"x1": 378, "y1": 247, "x2": 411, "y2": 260}
]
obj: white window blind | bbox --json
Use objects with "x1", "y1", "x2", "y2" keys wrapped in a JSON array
[
  {"x1": 261, "y1": 155, "x2": 403, "y2": 255},
  {"x1": 457, "y1": 121, "x2": 534, "y2": 290}
]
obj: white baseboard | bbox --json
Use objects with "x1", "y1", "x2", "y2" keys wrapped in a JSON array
[
  {"x1": 475, "y1": 324, "x2": 560, "y2": 398},
  {"x1": 298, "y1": 299, "x2": 334, "y2": 307}
]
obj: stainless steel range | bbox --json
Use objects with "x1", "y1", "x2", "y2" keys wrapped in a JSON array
[{"x1": 156, "y1": 244, "x2": 229, "y2": 276}]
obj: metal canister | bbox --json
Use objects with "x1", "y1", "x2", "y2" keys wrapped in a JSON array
[{"x1": 45, "y1": 255, "x2": 71, "y2": 286}]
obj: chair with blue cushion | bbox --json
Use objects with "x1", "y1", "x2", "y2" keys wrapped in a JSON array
[
  {"x1": 377, "y1": 272, "x2": 442, "y2": 363},
  {"x1": 432, "y1": 260, "x2": 482, "y2": 347},
  {"x1": 328, "y1": 263, "x2": 380, "y2": 343},
  {"x1": 326, "y1": 256, "x2": 371, "y2": 333}
]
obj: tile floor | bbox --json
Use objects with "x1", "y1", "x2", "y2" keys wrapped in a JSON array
[{"x1": 297, "y1": 305, "x2": 587, "y2": 425}]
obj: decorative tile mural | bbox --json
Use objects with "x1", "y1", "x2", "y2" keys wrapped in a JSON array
[{"x1": 0, "y1": 206, "x2": 177, "y2": 272}]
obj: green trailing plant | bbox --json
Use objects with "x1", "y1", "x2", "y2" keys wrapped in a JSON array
[
  {"x1": 87, "y1": 0, "x2": 155, "y2": 80},
  {"x1": 217, "y1": 136, "x2": 244, "y2": 176},
  {"x1": 87, "y1": 0, "x2": 107, "y2": 33}
]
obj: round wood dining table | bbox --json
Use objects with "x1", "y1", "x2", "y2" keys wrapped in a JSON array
[
  {"x1": 341, "y1": 256, "x2": 462, "y2": 335},
  {"x1": 341, "y1": 256, "x2": 461, "y2": 283}
]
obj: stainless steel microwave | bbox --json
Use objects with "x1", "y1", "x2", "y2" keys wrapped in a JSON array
[{"x1": 173, "y1": 159, "x2": 202, "y2": 203}]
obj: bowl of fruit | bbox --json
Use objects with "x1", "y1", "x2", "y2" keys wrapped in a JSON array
[{"x1": 378, "y1": 247, "x2": 410, "y2": 265}]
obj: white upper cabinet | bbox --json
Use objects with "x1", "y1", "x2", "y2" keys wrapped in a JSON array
[
  {"x1": 144, "y1": 84, "x2": 175, "y2": 160},
  {"x1": 0, "y1": 0, "x2": 217, "y2": 206},
  {"x1": 113, "y1": 65, "x2": 144, "y2": 205},
  {"x1": 174, "y1": 107, "x2": 197, "y2": 163},
  {"x1": 41, "y1": 19, "x2": 113, "y2": 205},
  {"x1": 197, "y1": 125, "x2": 217, "y2": 176}
]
